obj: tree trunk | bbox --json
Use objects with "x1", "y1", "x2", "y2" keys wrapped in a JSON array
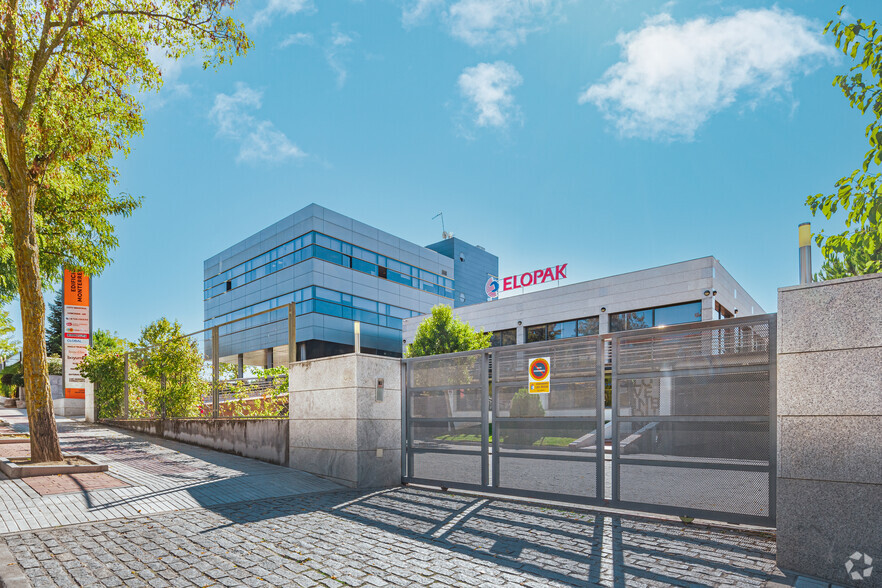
[{"x1": 6, "y1": 142, "x2": 63, "y2": 463}]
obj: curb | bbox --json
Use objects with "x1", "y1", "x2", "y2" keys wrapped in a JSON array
[{"x1": 0, "y1": 544, "x2": 30, "y2": 588}]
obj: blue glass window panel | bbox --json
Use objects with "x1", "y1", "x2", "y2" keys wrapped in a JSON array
[
  {"x1": 654, "y1": 301, "x2": 702, "y2": 326},
  {"x1": 387, "y1": 270, "x2": 413, "y2": 287},
  {"x1": 314, "y1": 246, "x2": 350, "y2": 267},
  {"x1": 388, "y1": 306, "x2": 410, "y2": 319},
  {"x1": 315, "y1": 287, "x2": 341, "y2": 304},
  {"x1": 352, "y1": 247, "x2": 377, "y2": 264},
  {"x1": 315, "y1": 233, "x2": 334, "y2": 250},
  {"x1": 387, "y1": 317, "x2": 403, "y2": 330},
  {"x1": 351, "y1": 258, "x2": 378, "y2": 276},
  {"x1": 354, "y1": 309, "x2": 379, "y2": 324},
  {"x1": 314, "y1": 299, "x2": 341, "y2": 318},
  {"x1": 352, "y1": 297, "x2": 378, "y2": 312}
]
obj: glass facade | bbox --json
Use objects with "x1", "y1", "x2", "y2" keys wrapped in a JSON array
[
  {"x1": 203, "y1": 231, "x2": 455, "y2": 301},
  {"x1": 206, "y1": 285, "x2": 420, "y2": 334},
  {"x1": 609, "y1": 301, "x2": 702, "y2": 332},
  {"x1": 525, "y1": 317, "x2": 599, "y2": 343}
]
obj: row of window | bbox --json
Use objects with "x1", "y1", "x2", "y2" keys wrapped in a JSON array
[
  {"x1": 206, "y1": 285, "x2": 421, "y2": 335},
  {"x1": 527, "y1": 317, "x2": 600, "y2": 343},
  {"x1": 488, "y1": 303, "x2": 704, "y2": 347},
  {"x1": 205, "y1": 243, "x2": 454, "y2": 301},
  {"x1": 204, "y1": 231, "x2": 455, "y2": 298},
  {"x1": 608, "y1": 301, "x2": 702, "y2": 332}
]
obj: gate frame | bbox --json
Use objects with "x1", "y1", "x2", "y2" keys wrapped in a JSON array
[{"x1": 402, "y1": 314, "x2": 777, "y2": 527}]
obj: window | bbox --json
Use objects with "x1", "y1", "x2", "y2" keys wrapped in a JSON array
[
  {"x1": 609, "y1": 301, "x2": 702, "y2": 332},
  {"x1": 490, "y1": 329, "x2": 516, "y2": 347},
  {"x1": 715, "y1": 301, "x2": 733, "y2": 320},
  {"x1": 655, "y1": 302, "x2": 702, "y2": 326},
  {"x1": 525, "y1": 317, "x2": 599, "y2": 342},
  {"x1": 577, "y1": 317, "x2": 599, "y2": 336},
  {"x1": 204, "y1": 230, "x2": 455, "y2": 301},
  {"x1": 526, "y1": 325, "x2": 546, "y2": 343}
]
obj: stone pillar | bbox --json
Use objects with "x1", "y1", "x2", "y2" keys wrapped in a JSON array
[
  {"x1": 777, "y1": 273, "x2": 882, "y2": 587},
  {"x1": 289, "y1": 354, "x2": 401, "y2": 488},
  {"x1": 237, "y1": 354, "x2": 244, "y2": 379}
]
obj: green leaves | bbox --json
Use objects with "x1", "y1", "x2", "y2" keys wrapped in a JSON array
[
  {"x1": 808, "y1": 10, "x2": 882, "y2": 280},
  {"x1": 405, "y1": 304, "x2": 492, "y2": 358}
]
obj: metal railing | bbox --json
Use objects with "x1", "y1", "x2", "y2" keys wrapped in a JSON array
[{"x1": 112, "y1": 303, "x2": 296, "y2": 420}]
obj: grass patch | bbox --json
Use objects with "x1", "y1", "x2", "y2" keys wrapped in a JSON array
[{"x1": 532, "y1": 436, "x2": 577, "y2": 447}]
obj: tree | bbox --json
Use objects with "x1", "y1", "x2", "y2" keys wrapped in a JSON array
[
  {"x1": 77, "y1": 329, "x2": 131, "y2": 419},
  {"x1": 405, "y1": 305, "x2": 492, "y2": 358},
  {"x1": 81, "y1": 322, "x2": 209, "y2": 419},
  {"x1": 0, "y1": 2, "x2": 250, "y2": 461},
  {"x1": 807, "y1": 8, "x2": 882, "y2": 279},
  {"x1": 134, "y1": 318, "x2": 206, "y2": 418},
  {"x1": 45, "y1": 289, "x2": 62, "y2": 356}
]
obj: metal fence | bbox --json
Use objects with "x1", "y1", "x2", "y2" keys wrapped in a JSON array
[
  {"x1": 402, "y1": 314, "x2": 776, "y2": 526},
  {"x1": 110, "y1": 303, "x2": 296, "y2": 420}
]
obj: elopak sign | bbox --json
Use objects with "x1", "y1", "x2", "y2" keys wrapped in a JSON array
[
  {"x1": 485, "y1": 264, "x2": 568, "y2": 299},
  {"x1": 63, "y1": 269, "x2": 91, "y2": 399}
]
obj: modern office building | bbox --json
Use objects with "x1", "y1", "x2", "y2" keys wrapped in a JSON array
[
  {"x1": 402, "y1": 256, "x2": 764, "y2": 352},
  {"x1": 203, "y1": 204, "x2": 499, "y2": 365}
]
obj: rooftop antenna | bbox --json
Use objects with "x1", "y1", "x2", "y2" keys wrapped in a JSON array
[{"x1": 432, "y1": 212, "x2": 452, "y2": 240}]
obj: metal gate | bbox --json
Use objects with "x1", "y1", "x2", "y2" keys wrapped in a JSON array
[{"x1": 402, "y1": 314, "x2": 776, "y2": 526}]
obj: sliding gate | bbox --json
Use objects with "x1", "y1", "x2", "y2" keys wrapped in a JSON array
[{"x1": 402, "y1": 314, "x2": 776, "y2": 526}]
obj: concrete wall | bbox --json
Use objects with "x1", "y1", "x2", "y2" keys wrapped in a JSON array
[
  {"x1": 777, "y1": 273, "x2": 882, "y2": 587},
  {"x1": 289, "y1": 354, "x2": 401, "y2": 488},
  {"x1": 102, "y1": 419, "x2": 289, "y2": 466}
]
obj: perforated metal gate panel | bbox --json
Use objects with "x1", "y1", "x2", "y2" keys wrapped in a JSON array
[{"x1": 610, "y1": 315, "x2": 776, "y2": 525}]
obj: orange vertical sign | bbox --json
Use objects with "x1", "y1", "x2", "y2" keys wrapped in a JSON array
[{"x1": 63, "y1": 269, "x2": 91, "y2": 399}]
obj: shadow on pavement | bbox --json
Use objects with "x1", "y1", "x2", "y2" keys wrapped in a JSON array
[{"x1": 204, "y1": 485, "x2": 778, "y2": 587}]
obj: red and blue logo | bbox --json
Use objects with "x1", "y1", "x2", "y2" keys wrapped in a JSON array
[{"x1": 485, "y1": 276, "x2": 500, "y2": 299}]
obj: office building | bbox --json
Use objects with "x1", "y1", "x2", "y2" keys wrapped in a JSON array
[
  {"x1": 203, "y1": 204, "x2": 499, "y2": 365},
  {"x1": 402, "y1": 257, "x2": 764, "y2": 351}
]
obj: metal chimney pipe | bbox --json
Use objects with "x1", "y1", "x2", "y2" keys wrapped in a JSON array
[
  {"x1": 354, "y1": 321, "x2": 361, "y2": 354},
  {"x1": 799, "y1": 222, "x2": 812, "y2": 284}
]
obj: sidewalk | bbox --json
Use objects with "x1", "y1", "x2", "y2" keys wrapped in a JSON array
[
  {"x1": 0, "y1": 408, "x2": 341, "y2": 533},
  {"x1": 0, "y1": 408, "x2": 834, "y2": 587}
]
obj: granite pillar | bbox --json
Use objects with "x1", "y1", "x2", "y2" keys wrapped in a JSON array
[
  {"x1": 777, "y1": 273, "x2": 882, "y2": 587},
  {"x1": 289, "y1": 354, "x2": 401, "y2": 488}
]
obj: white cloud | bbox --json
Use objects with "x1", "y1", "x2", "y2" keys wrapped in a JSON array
[
  {"x1": 279, "y1": 32, "x2": 314, "y2": 47},
  {"x1": 403, "y1": 0, "x2": 561, "y2": 49},
  {"x1": 402, "y1": 0, "x2": 445, "y2": 27},
  {"x1": 580, "y1": 8, "x2": 835, "y2": 140},
  {"x1": 252, "y1": 0, "x2": 313, "y2": 28},
  {"x1": 324, "y1": 27, "x2": 357, "y2": 88},
  {"x1": 210, "y1": 83, "x2": 307, "y2": 163},
  {"x1": 458, "y1": 61, "x2": 523, "y2": 128}
]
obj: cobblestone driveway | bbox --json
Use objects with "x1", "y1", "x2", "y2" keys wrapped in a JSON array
[{"x1": 3, "y1": 486, "x2": 781, "y2": 587}]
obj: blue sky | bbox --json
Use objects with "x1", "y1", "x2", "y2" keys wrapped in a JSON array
[{"x1": 11, "y1": 0, "x2": 879, "y2": 342}]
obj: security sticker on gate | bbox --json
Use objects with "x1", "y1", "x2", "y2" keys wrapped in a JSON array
[{"x1": 528, "y1": 357, "x2": 550, "y2": 394}]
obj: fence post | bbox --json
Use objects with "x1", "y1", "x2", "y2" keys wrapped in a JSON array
[
  {"x1": 212, "y1": 326, "x2": 220, "y2": 419},
  {"x1": 287, "y1": 302, "x2": 297, "y2": 365},
  {"x1": 123, "y1": 352, "x2": 130, "y2": 419},
  {"x1": 160, "y1": 374, "x2": 167, "y2": 419}
]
